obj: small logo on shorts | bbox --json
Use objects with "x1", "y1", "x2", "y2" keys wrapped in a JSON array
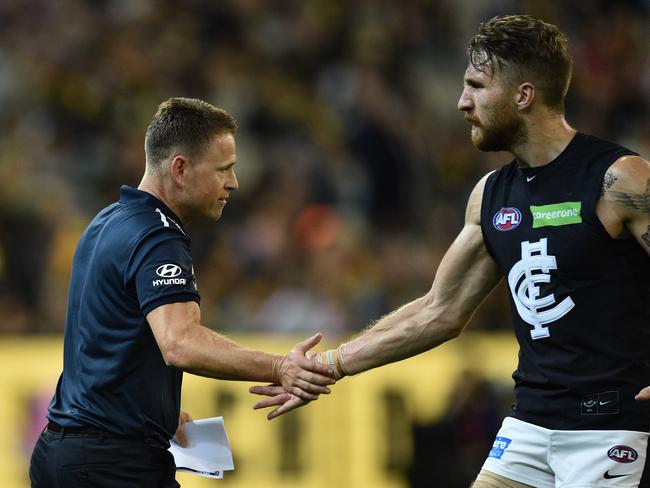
[
  {"x1": 608, "y1": 445, "x2": 638, "y2": 464},
  {"x1": 493, "y1": 208, "x2": 522, "y2": 231},
  {"x1": 603, "y1": 470, "x2": 630, "y2": 479},
  {"x1": 488, "y1": 436, "x2": 511, "y2": 459}
]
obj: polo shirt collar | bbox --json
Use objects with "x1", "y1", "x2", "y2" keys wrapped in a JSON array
[{"x1": 119, "y1": 186, "x2": 188, "y2": 235}]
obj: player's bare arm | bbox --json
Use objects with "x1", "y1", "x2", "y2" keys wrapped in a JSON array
[
  {"x1": 597, "y1": 155, "x2": 650, "y2": 255},
  {"x1": 335, "y1": 172, "x2": 502, "y2": 375},
  {"x1": 147, "y1": 301, "x2": 335, "y2": 401},
  {"x1": 598, "y1": 155, "x2": 650, "y2": 402},
  {"x1": 251, "y1": 173, "x2": 504, "y2": 418}
]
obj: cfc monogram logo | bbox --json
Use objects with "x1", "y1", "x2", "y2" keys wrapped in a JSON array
[{"x1": 507, "y1": 238, "x2": 575, "y2": 339}]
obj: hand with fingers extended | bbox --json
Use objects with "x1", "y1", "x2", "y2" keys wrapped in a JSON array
[
  {"x1": 270, "y1": 333, "x2": 337, "y2": 402},
  {"x1": 250, "y1": 384, "x2": 309, "y2": 420}
]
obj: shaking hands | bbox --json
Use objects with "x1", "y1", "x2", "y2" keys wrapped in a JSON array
[{"x1": 252, "y1": 338, "x2": 347, "y2": 420}]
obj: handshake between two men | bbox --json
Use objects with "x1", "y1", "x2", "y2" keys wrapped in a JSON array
[{"x1": 251, "y1": 334, "x2": 348, "y2": 420}]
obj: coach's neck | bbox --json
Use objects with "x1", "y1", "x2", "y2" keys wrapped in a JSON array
[{"x1": 138, "y1": 169, "x2": 186, "y2": 223}]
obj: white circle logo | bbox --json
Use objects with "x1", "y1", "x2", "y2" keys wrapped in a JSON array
[{"x1": 156, "y1": 264, "x2": 182, "y2": 278}]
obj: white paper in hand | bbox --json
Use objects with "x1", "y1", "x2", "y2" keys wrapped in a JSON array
[{"x1": 169, "y1": 417, "x2": 235, "y2": 479}]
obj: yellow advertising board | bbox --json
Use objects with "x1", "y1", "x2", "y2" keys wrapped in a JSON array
[{"x1": 0, "y1": 332, "x2": 517, "y2": 488}]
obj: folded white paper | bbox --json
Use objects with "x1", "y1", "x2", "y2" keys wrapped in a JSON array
[{"x1": 169, "y1": 416, "x2": 235, "y2": 479}]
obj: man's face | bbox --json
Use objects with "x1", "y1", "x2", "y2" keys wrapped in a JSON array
[
  {"x1": 457, "y1": 62, "x2": 524, "y2": 152},
  {"x1": 182, "y1": 132, "x2": 238, "y2": 221}
]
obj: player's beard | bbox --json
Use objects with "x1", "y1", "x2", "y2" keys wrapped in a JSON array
[{"x1": 470, "y1": 103, "x2": 526, "y2": 152}]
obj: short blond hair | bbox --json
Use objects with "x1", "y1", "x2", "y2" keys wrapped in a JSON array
[
  {"x1": 144, "y1": 98, "x2": 238, "y2": 169},
  {"x1": 467, "y1": 15, "x2": 573, "y2": 112}
]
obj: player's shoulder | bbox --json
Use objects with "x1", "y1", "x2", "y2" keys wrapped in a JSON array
[
  {"x1": 114, "y1": 201, "x2": 188, "y2": 245},
  {"x1": 470, "y1": 170, "x2": 497, "y2": 202},
  {"x1": 603, "y1": 154, "x2": 650, "y2": 194},
  {"x1": 465, "y1": 171, "x2": 497, "y2": 224},
  {"x1": 577, "y1": 132, "x2": 640, "y2": 177},
  {"x1": 599, "y1": 155, "x2": 650, "y2": 224}
]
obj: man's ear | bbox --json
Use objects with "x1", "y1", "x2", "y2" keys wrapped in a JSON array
[
  {"x1": 516, "y1": 82, "x2": 535, "y2": 110},
  {"x1": 170, "y1": 155, "x2": 189, "y2": 186}
]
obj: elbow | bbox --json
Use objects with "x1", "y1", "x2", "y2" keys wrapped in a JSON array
[
  {"x1": 445, "y1": 322, "x2": 464, "y2": 340},
  {"x1": 445, "y1": 313, "x2": 470, "y2": 340},
  {"x1": 148, "y1": 304, "x2": 201, "y2": 369},
  {"x1": 158, "y1": 334, "x2": 188, "y2": 369},
  {"x1": 444, "y1": 311, "x2": 473, "y2": 340},
  {"x1": 422, "y1": 295, "x2": 463, "y2": 340},
  {"x1": 426, "y1": 311, "x2": 466, "y2": 343},
  {"x1": 159, "y1": 343, "x2": 182, "y2": 368}
]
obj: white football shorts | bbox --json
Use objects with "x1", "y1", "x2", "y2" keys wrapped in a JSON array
[{"x1": 480, "y1": 417, "x2": 648, "y2": 487}]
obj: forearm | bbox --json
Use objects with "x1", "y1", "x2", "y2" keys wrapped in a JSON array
[
  {"x1": 338, "y1": 217, "x2": 502, "y2": 377},
  {"x1": 150, "y1": 301, "x2": 333, "y2": 402},
  {"x1": 168, "y1": 324, "x2": 281, "y2": 382},
  {"x1": 339, "y1": 294, "x2": 463, "y2": 375}
]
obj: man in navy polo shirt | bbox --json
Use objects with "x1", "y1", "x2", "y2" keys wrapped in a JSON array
[{"x1": 29, "y1": 98, "x2": 335, "y2": 487}]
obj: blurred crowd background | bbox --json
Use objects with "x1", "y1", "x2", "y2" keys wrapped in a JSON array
[
  {"x1": 0, "y1": 0, "x2": 648, "y2": 339},
  {"x1": 0, "y1": 1, "x2": 647, "y2": 486}
]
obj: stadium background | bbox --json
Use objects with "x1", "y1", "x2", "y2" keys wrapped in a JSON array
[{"x1": 0, "y1": 0, "x2": 647, "y2": 486}]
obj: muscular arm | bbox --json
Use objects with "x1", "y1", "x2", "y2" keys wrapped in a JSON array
[
  {"x1": 339, "y1": 173, "x2": 502, "y2": 375},
  {"x1": 147, "y1": 301, "x2": 334, "y2": 399},
  {"x1": 597, "y1": 155, "x2": 650, "y2": 255},
  {"x1": 600, "y1": 155, "x2": 650, "y2": 402},
  {"x1": 251, "y1": 173, "x2": 503, "y2": 418}
]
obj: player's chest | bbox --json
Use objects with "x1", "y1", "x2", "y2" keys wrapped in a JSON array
[{"x1": 484, "y1": 183, "x2": 603, "y2": 275}]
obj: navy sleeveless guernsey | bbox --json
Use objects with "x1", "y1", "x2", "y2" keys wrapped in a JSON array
[{"x1": 480, "y1": 132, "x2": 650, "y2": 431}]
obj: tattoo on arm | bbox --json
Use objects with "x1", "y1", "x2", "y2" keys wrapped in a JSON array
[
  {"x1": 608, "y1": 179, "x2": 650, "y2": 215},
  {"x1": 601, "y1": 171, "x2": 617, "y2": 196}
]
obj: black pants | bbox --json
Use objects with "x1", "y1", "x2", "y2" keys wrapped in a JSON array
[{"x1": 29, "y1": 428, "x2": 180, "y2": 488}]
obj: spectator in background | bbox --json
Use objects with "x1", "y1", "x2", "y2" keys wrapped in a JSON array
[{"x1": 0, "y1": 1, "x2": 647, "y2": 337}]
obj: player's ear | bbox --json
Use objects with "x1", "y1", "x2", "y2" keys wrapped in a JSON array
[
  {"x1": 169, "y1": 155, "x2": 189, "y2": 186},
  {"x1": 516, "y1": 82, "x2": 535, "y2": 110}
]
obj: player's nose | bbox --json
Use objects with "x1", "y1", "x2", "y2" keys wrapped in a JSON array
[
  {"x1": 227, "y1": 171, "x2": 239, "y2": 191},
  {"x1": 458, "y1": 89, "x2": 472, "y2": 112}
]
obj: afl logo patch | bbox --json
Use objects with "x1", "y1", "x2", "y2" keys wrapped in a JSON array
[
  {"x1": 156, "y1": 264, "x2": 182, "y2": 278},
  {"x1": 493, "y1": 208, "x2": 522, "y2": 231},
  {"x1": 608, "y1": 445, "x2": 638, "y2": 464}
]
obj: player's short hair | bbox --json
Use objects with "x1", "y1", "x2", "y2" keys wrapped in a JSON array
[
  {"x1": 145, "y1": 98, "x2": 238, "y2": 171},
  {"x1": 467, "y1": 15, "x2": 573, "y2": 112}
]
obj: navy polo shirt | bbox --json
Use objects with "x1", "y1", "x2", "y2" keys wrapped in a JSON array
[{"x1": 47, "y1": 186, "x2": 200, "y2": 445}]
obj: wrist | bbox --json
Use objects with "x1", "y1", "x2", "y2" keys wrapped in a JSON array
[
  {"x1": 271, "y1": 354, "x2": 284, "y2": 384},
  {"x1": 315, "y1": 347, "x2": 348, "y2": 380}
]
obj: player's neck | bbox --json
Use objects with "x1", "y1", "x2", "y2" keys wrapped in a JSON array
[
  {"x1": 137, "y1": 176, "x2": 185, "y2": 222},
  {"x1": 512, "y1": 115, "x2": 576, "y2": 169}
]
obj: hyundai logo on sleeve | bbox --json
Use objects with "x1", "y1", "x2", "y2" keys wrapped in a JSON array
[
  {"x1": 156, "y1": 264, "x2": 182, "y2": 278},
  {"x1": 153, "y1": 264, "x2": 186, "y2": 286}
]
